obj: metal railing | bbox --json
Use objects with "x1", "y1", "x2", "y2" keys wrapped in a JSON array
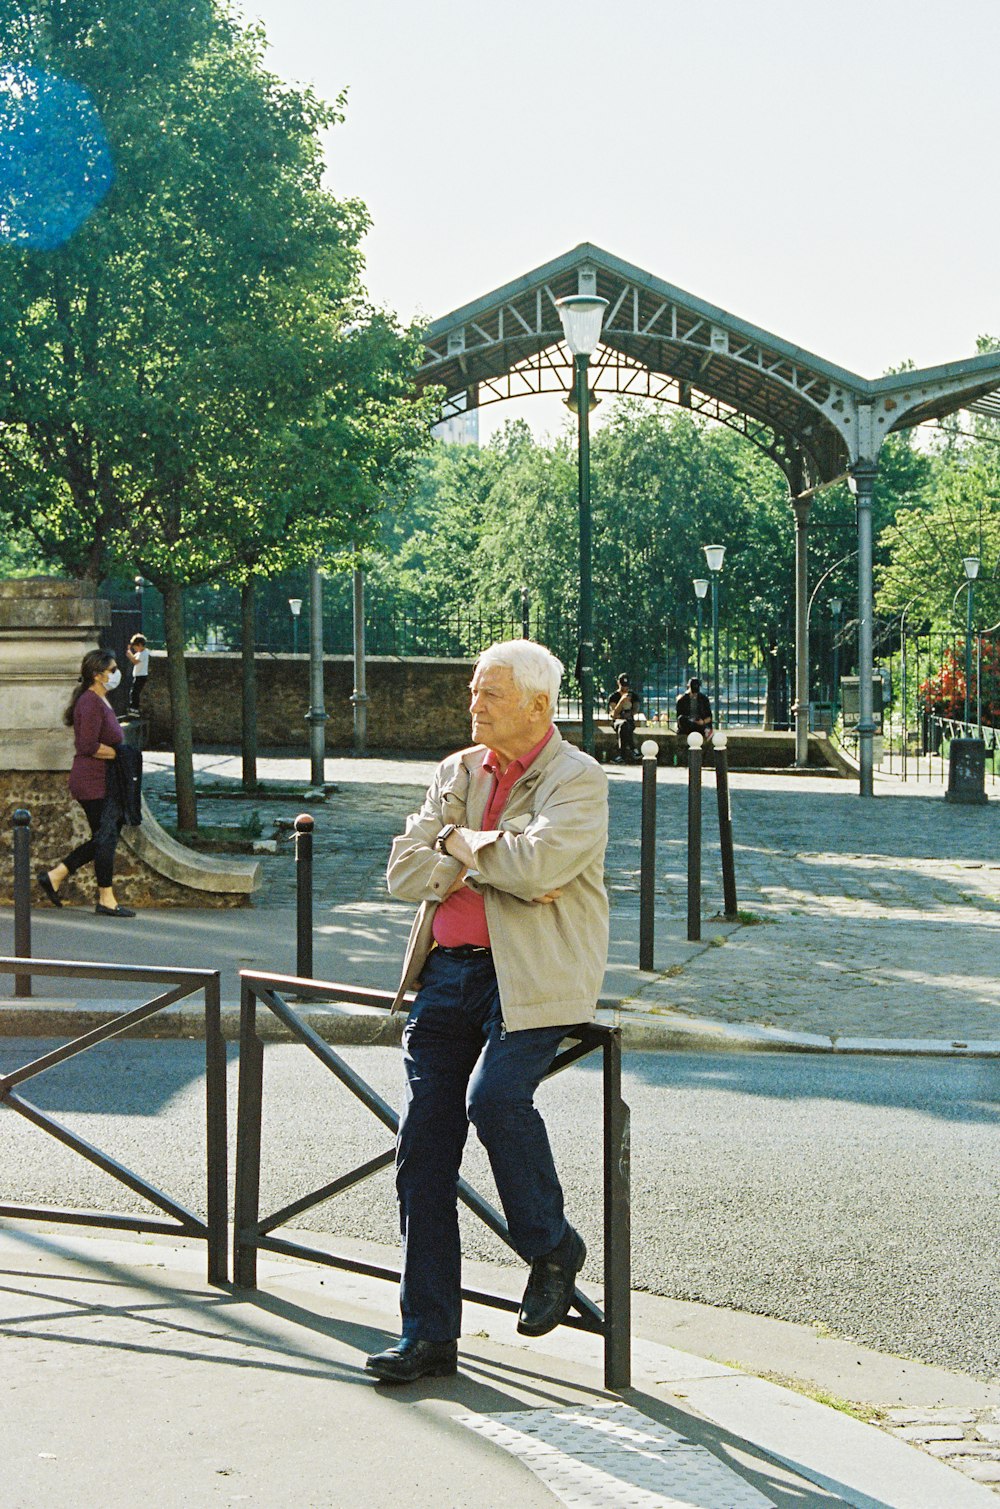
[
  {"x1": 233, "y1": 970, "x2": 632, "y2": 1390},
  {"x1": 0, "y1": 958, "x2": 228, "y2": 1285}
]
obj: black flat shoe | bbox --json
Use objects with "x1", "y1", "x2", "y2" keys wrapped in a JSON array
[
  {"x1": 95, "y1": 903, "x2": 136, "y2": 918},
  {"x1": 365, "y1": 1337, "x2": 458, "y2": 1384},
  {"x1": 518, "y1": 1228, "x2": 586, "y2": 1337},
  {"x1": 37, "y1": 870, "x2": 63, "y2": 907}
]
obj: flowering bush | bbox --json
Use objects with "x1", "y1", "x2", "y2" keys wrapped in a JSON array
[{"x1": 920, "y1": 642, "x2": 1000, "y2": 724}]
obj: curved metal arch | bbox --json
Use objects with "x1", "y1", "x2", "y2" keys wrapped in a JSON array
[{"x1": 441, "y1": 339, "x2": 819, "y2": 492}]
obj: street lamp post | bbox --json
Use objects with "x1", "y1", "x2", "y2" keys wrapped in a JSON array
[
  {"x1": 288, "y1": 596, "x2": 302, "y2": 657},
  {"x1": 693, "y1": 578, "x2": 708, "y2": 680},
  {"x1": 556, "y1": 292, "x2": 608, "y2": 756},
  {"x1": 962, "y1": 556, "x2": 980, "y2": 726},
  {"x1": 829, "y1": 597, "x2": 842, "y2": 715},
  {"x1": 702, "y1": 545, "x2": 726, "y2": 726}
]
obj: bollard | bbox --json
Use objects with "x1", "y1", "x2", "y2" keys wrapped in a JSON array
[
  {"x1": 639, "y1": 739, "x2": 659, "y2": 971},
  {"x1": 293, "y1": 813, "x2": 314, "y2": 980},
  {"x1": 12, "y1": 808, "x2": 32, "y2": 998},
  {"x1": 713, "y1": 730, "x2": 739, "y2": 919},
  {"x1": 686, "y1": 733, "x2": 703, "y2": 942}
]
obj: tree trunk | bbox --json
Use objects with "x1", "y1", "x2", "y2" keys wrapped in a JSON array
[
  {"x1": 241, "y1": 578, "x2": 258, "y2": 791},
  {"x1": 162, "y1": 582, "x2": 198, "y2": 832}
]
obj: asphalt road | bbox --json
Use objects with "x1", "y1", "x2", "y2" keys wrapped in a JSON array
[{"x1": 2, "y1": 1039, "x2": 997, "y2": 1380}]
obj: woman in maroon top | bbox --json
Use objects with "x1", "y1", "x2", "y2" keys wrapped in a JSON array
[{"x1": 37, "y1": 649, "x2": 136, "y2": 917}]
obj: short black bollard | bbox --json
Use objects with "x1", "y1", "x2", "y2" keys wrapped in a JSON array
[
  {"x1": 713, "y1": 730, "x2": 739, "y2": 919},
  {"x1": 12, "y1": 808, "x2": 32, "y2": 998},
  {"x1": 293, "y1": 813, "x2": 314, "y2": 980},
  {"x1": 639, "y1": 739, "x2": 658, "y2": 971},
  {"x1": 686, "y1": 733, "x2": 703, "y2": 942}
]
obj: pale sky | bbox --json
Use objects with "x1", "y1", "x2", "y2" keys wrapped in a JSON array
[{"x1": 242, "y1": 0, "x2": 1000, "y2": 441}]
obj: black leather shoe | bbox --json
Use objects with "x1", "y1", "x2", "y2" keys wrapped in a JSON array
[
  {"x1": 517, "y1": 1228, "x2": 586, "y2": 1337},
  {"x1": 37, "y1": 870, "x2": 63, "y2": 908},
  {"x1": 365, "y1": 1337, "x2": 458, "y2": 1384},
  {"x1": 95, "y1": 903, "x2": 136, "y2": 918}
]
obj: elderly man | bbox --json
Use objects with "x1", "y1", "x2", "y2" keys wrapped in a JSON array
[{"x1": 366, "y1": 640, "x2": 609, "y2": 1385}]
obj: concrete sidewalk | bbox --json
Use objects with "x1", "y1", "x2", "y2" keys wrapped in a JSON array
[{"x1": 2, "y1": 1220, "x2": 998, "y2": 1509}]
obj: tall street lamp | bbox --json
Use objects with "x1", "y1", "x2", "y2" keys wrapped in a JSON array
[
  {"x1": 288, "y1": 596, "x2": 303, "y2": 657},
  {"x1": 693, "y1": 578, "x2": 708, "y2": 679},
  {"x1": 962, "y1": 556, "x2": 980, "y2": 725},
  {"x1": 556, "y1": 291, "x2": 608, "y2": 755},
  {"x1": 829, "y1": 597, "x2": 842, "y2": 714},
  {"x1": 702, "y1": 544, "x2": 726, "y2": 725}
]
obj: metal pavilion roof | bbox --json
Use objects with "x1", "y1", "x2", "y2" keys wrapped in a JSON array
[{"x1": 420, "y1": 243, "x2": 1000, "y2": 494}]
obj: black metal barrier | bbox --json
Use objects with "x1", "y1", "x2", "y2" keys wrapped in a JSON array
[
  {"x1": 0, "y1": 957, "x2": 228, "y2": 1285},
  {"x1": 233, "y1": 970, "x2": 633, "y2": 1391},
  {"x1": 686, "y1": 735, "x2": 703, "y2": 941}
]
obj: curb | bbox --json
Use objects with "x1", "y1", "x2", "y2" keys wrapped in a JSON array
[{"x1": 2, "y1": 995, "x2": 999, "y2": 1057}]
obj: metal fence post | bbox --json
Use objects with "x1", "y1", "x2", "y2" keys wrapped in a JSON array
[
  {"x1": 686, "y1": 733, "x2": 703, "y2": 942},
  {"x1": 713, "y1": 730, "x2": 739, "y2": 920},
  {"x1": 603, "y1": 1028, "x2": 631, "y2": 1391},
  {"x1": 639, "y1": 739, "x2": 658, "y2": 971},
  {"x1": 12, "y1": 809, "x2": 32, "y2": 998},
  {"x1": 294, "y1": 813, "x2": 314, "y2": 980},
  {"x1": 233, "y1": 977, "x2": 264, "y2": 1290},
  {"x1": 203, "y1": 972, "x2": 228, "y2": 1286}
]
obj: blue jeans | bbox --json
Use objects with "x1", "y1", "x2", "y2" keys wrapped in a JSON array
[{"x1": 396, "y1": 948, "x2": 569, "y2": 1342}]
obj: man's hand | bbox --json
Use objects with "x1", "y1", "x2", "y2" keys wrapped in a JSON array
[
  {"x1": 531, "y1": 888, "x2": 563, "y2": 905},
  {"x1": 439, "y1": 826, "x2": 477, "y2": 870}
]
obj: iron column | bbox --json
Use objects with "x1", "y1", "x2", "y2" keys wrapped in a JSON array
[
  {"x1": 830, "y1": 597, "x2": 842, "y2": 717},
  {"x1": 576, "y1": 352, "x2": 594, "y2": 753},
  {"x1": 962, "y1": 556, "x2": 980, "y2": 726},
  {"x1": 351, "y1": 552, "x2": 368, "y2": 756},
  {"x1": 792, "y1": 498, "x2": 811, "y2": 767},
  {"x1": 850, "y1": 464, "x2": 878, "y2": 797},
  {"x1": 306, "y1": 562, "x2": 327, "y2": 792},
  {"x1": 693, "y1": 578, "x2": 708, "y2": 680},
  {"x1": 556, "y1": 291, "x2": 608, "y2": 758},
  {"x1": 703, "y1": 545, "x2": 726, "y2": 727}
]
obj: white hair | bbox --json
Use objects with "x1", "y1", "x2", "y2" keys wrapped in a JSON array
[{"x1": 475, "y1": 639, "x2": 564, "y2": 712}]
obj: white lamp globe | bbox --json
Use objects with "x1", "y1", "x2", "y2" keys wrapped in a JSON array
[{"x1": 555, "y1": 294, "x2": 609, "y2": 358}]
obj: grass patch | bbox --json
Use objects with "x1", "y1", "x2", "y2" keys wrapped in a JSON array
[
  {"x1": 168, "y1": 810, "x2": 264, "y2": 852},
  {"x1": 737, "y1": 910, "x2": 773, "y2": 925},
  {"x1": 718, "y1": 1362, "x2": 885, "y2": 1425}
]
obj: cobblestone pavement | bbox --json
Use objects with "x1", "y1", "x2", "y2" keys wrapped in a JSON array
[
  {"x1": 143, "y1": 754, "x2": 1000, "y2": 1042},
  {"x1": 618, "y1": 767, "x2": 1000, "y2": 1042},
  {"x1": 886, "y1": 1407, "x2": 1000, "y2": 1490}
]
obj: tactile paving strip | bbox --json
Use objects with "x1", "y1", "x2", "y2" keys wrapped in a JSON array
[{"x1": 458, "y1": 1402, "x2": 776, "y2": 1508}]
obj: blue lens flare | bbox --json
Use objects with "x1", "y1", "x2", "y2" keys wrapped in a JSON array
[{"x1": 0, "y1": 65, "x2": 115, "y2": 250}]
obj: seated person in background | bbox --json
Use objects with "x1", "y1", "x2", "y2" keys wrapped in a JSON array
[
  {"x1": 608, "y1": 673, "x2": 640, "y2": 763},
  {"x1": 675, "y1": 677, "x2": 713, "y2": 742}
]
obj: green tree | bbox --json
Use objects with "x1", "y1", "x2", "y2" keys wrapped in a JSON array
[{"x1": 0, "y1": 2, "x2": 433, "y2": 827}]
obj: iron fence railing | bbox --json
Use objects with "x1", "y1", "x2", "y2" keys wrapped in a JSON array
[
  {"x1": 0, "y1": 957, "x2": 228, "y2": 1284},
  {"x1": 233, "y1": 970, "x2": 632, "y2": 1391}
]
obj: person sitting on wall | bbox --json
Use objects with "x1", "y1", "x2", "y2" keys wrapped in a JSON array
[
  {"x1": 607, "y1": 673, "x2": 640, "y2": 763},
  {"x1": 675, "y1": 677, "x2": 713, "y2": 743}
]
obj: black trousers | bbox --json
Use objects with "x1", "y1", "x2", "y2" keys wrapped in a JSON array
[
  {"x1": 129, "y1": 674, "x2": 147, "y2": 712},
  {"x1": 61, "y1": 797, "x2": 121, "y2": 889},
  {"x1": 613, "y1": 716, "x2": 636, "y2": 757}
]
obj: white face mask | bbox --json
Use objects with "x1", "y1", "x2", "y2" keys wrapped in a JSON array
[{"x1": 105, "y1": 669, "x2": 122, "y2": 691}]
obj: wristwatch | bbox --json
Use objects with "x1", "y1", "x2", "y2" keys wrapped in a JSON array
[{"x1": 434, "y1": 823, "x2": 458, "y2": 855}]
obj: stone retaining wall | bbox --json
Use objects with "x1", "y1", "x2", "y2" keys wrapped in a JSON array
[{"x1": 144, "y1": 653, "x2": 475, "y2": 753}]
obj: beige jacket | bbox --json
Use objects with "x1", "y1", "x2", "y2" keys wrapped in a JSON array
[{"x1": 387, "y1": 727, "x2": 609, "y2": 1031}]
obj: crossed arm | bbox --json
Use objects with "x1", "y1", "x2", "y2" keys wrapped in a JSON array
[{"x1": 386, "y1": 762, "x2": 607, "y2": 908}]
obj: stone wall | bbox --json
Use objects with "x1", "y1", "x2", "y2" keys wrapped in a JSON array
[
  {"x1": 143, "y1": 654, "x2": 476, "y2": 753},
  {"x1": 0, "y1": 773, "x2": 247, "y2": 907}
]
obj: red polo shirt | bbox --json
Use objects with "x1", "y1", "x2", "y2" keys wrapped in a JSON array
[{"x1": 432, "y1": 726, "x2": 554, "y2": 948}]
